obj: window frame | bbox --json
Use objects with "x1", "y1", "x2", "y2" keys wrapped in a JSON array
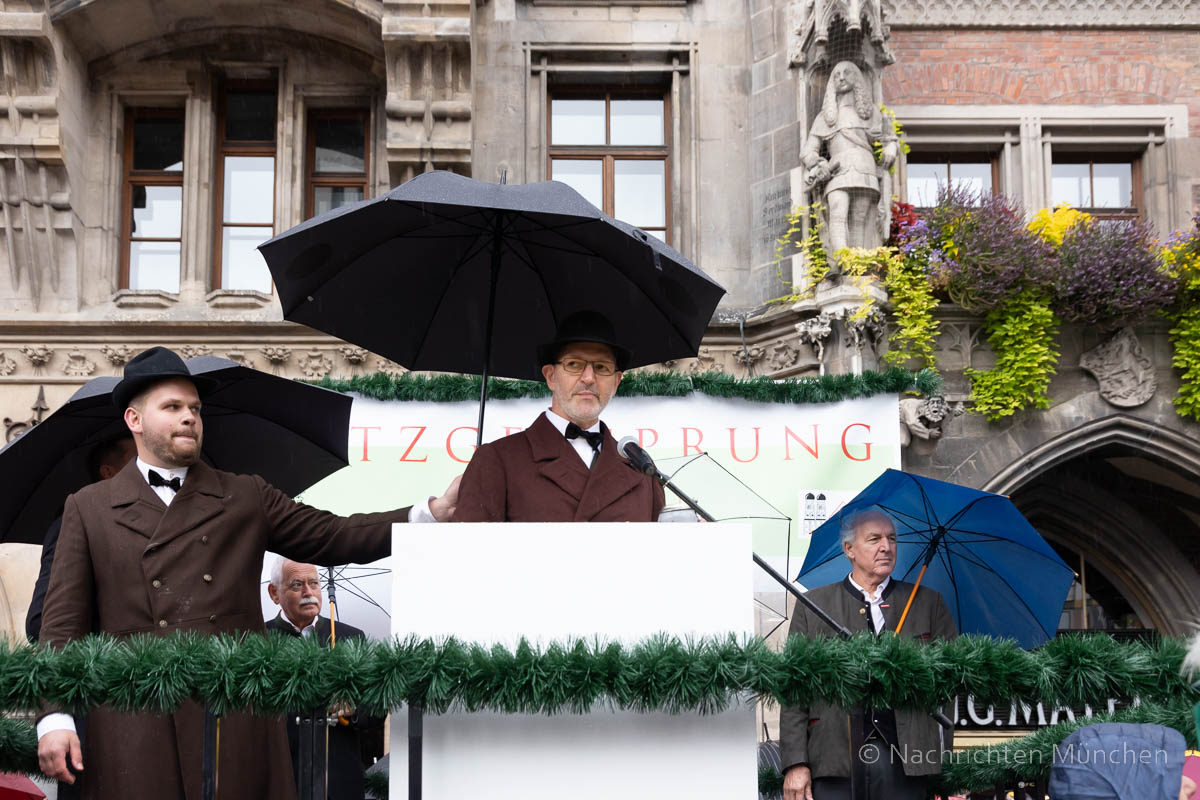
[
  {"x1": 546, "y1": 87, "x2": 672, "y2": 243},
  {"x1": 1048, "y1": 153, "x2": 1143, "y2": 220},
  {"x1": 305, "y1": 107, "x2": 371, "y2": 220},
  {"x1": 119, "y1": 107, "x2": 186, "y2": 292},
  {"x1": 902, "y1": 152, "x2": 1001, "y2": 210},
  {"x1": 212, "y1": 78, "x2": 279, "y2": 292}
]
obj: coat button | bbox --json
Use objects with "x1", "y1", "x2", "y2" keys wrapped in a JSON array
[
  {"x1": 201, "y1": 535, "x2": 209, "y2": 544},
  {"x1": 203, "y1": 574, "x2": 213, "y2": 583},
  {"x1": 209, "y1": 615, "x2": 217, "y2": 623},
  {"x1": 158, "y1": 619, "x2": 168, "y2": 628},
  {"x1": 152, "y1": 579, "x2": 162, "y2": 588}
]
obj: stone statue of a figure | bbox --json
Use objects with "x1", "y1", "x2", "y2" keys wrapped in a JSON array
[{"x1": 800, "y1": 61, "x2": 896, "y2": 254}]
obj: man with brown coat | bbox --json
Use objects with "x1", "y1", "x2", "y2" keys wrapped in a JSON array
[
  {"x1": 36, "y1": 346, "x2": 458, "y2": 800},
  {"x1": 451, "y1": 311, "x2": 664, "y2": 523}
]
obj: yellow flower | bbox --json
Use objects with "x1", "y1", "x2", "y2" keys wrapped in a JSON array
[{"x1": 1028, "y1": 203, "x2": 1090, "y2": 245}]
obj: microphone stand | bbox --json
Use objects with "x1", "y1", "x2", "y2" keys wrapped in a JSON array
[{"x1": 624, "y1": 442, "x2": 956, "y2": 735}]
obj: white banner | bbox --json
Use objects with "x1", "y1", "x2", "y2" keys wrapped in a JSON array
[{"x1": 260, "y1": 393, "x2": 900, "y2": 639}]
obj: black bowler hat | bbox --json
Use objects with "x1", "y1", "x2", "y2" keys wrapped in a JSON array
[
  {"x1": 537, "y1": 311, "x2": 631, "y2": 371},
  {"x1": 112, "y1": 347, "x2": 219, "y2": 410}
]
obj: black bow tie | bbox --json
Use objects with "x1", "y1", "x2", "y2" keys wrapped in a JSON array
[
  {"x1": 564, "y1": 423, "x2": 603, "y2": 451},
  {"x1": 148, "y1": 470, "x2": 183, "y2": 492}
]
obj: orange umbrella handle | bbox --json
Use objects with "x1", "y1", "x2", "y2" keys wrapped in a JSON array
[{"x1": 894, "y1": 562, "x2": 928, "y2": 636}]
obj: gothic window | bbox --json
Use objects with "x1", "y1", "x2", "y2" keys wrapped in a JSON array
[
  {"x1": 548, "y1": 90, "x2": 670, "y2": 243},
  {"x1": 214, "y1": 80, "x2": 277, "y2": 293},
  {"x1": 121, "y1": 109, "x2": 185, "y2": 292},
  {"x1": 306, "y1": 109, "x2": 370, "y2": 219}
]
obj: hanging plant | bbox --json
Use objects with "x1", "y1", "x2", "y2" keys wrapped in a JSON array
[
  {"x1": 1164, "y1": 214, "x2": 1200, "y2": 420},
  {"x1": 965, "y1": 290, "x2": 1061, "y2": 421},
  {"x1": 830, "y1": 246, "x2": 898, "y2": 322},
  {"x1": 883, "y1": 224, "x2": 939, "y2": 370},
  {"x1": 769, "y1": 201, "x2": 829, "y2": 303},
  {"x1": 1051, "y1": 217, "x2": 1177, "y2": 331}
]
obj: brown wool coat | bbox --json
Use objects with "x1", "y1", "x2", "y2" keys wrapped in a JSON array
[
  {"x1": 38, "y1": 459, "x2": 409, "y2": 800},
  {"x1": 451, "y1": 412, "x2": 665, "y2": 523}
]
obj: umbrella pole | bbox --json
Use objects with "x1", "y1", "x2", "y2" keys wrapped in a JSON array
[
  {"x1": 893, "y1": 562, "x2": 929, "y2": 637},
  {"x1": 474, "y1": 217, "x2": 503, "y2": 449}
]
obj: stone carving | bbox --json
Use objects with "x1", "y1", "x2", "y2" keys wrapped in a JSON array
[
  {"x1": 796, "y1": 312, "x2": 835, "y2": 372},
  {"x1": 689, "y1": 347, "x2": 719, "y2": 374},
  {"x1": 100, "y1": 345, "x2": 134, "y2": 371},
  {"x1": 225, "y1": 350, "x2": 257, "y2": 369},
  {"x1": 375, "y1": 357, "x2": 407, "y2": 378},
  {"x1": 261, "y1": 346, "x2": 292, "y2": 375},
  {"x1": 63, "y1": 349, "x2": 96, "y2": 377},
  {"x1": 935, "y1": 322, "x2": 982, "y2": 370},
  {"x1": 20, "y1": 346, "x2": 52, "y2": 369},
  {"x1": 299, "y1": 349, "x2": 334, "y2": 379},
  {"x1": 0, "y1": 353, "x2": 15, "y2": 376},
  {"x1": 4, "y1": 386, "x2": 48, "y2": 443},
  {"x1": 842, "y1": 306, "x2": 885, "y2": 355},
  {"x1": 899, "y1": 395, "x2": 963, "y2": 447},
  {"x1": 880, "y1": 0, "x2": 1197, "y2": 28},
  {"x1": 384, "y1": 37, "x2": 472, "y2": 185},
  {"x1": 179, "y1": 345, "x2": 213, "y2": 360},
  {"x1": 800, "y1": 61, "x2": 897, "y2": 258},
  {"x1": 1079, "y1": 328, "x2": 1157, "y2": 409},
  {"x1": 733, "y1": 345, "x2": 765, "y2": 370},
  {"x1": 771, "y1": 342, "x2": 801, "y2": 371},
  {"x1": 338, "y1": 346, "x2": 369, "y2": 366},
  {"x1": 790, "y1": 0, "x2": 892, "y2": 66}
]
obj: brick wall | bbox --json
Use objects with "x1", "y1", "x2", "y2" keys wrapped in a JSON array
[{"x1": 885, "y1": 29, "x2": 1200, "y2": 136}]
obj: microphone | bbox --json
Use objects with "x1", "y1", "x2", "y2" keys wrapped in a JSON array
[{"x1": 617, "y1": 436, "x2": 658, "y2": 477}]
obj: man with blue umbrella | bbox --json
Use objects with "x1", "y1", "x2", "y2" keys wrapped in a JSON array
[{"x1": 779, "y1": 507, "x2": 956, "y2": 800}]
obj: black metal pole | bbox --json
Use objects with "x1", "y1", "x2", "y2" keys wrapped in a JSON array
[{"x1": 408, "y1": 705, "x2": 423, "y2": 800}]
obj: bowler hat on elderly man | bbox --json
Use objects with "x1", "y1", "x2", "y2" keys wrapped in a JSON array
[
  {"x1": 537, "y1": 310, "x2": 632, "y2": 371},
  {"x1": 112, "y1": 346, "x2": 219, "y2": 410}
]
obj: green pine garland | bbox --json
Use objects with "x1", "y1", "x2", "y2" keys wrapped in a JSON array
[
  {"x1": 308, "y1": 368, "x2": 942, "y2": 405},
  {"x1": 1, "y1": 632, "x2": 1192, "y2": 718},
  {"x1": 2, "y1": 634, "x2": 1197, "y2": 791}
]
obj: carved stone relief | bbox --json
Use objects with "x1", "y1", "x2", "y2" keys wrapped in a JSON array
[
  {"x1": 880, "y1": 0, "x2": 1198, "y2": 28},
  {"x1": 384, "y1": 34, "x2": 472, "y2": 184},
  {"x1": 298, "y1": 349, "x2": 334, "y2": 379},
  {"x1": 771, "y1": 342, "x2": 801, "y2": 371},
  {"x1": 1079, "y1": 328, "x2": 1157, "y2": 409},
  {"x1": 63, "y1": 349, "x2": 95, "y2": 377},
  {"x1": 688, "y1": 347, "x2": 719, "y2": 374},
  {"x1": 0, "y1": 352, "x2": 15, "y2": 376},
  {"x1": 899, "y1": 394, "x2": 964, "y2": 448},
  {"x1": 100, "y1": 344, "x2": 133, "y2": 372},
  {"x1": 790, "y1": 0, "x2": 893, "y2": 67},
  {"x1": 733, "y1": 345, "x2": 766, "y2": 372},
  {"x1": 19, "y1": 345, "x2": 51, "y2": 371},
  {"x1": 842, "y1": 306, "x2": 885, "y2": 356},
  {"x1": 4, "y1": 385, "x2": 47, "y2": 443},
  {"x1": 796, "y1": 312, "x2": 835, "y2": 373}
]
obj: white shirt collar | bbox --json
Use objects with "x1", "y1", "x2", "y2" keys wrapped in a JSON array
[
  {"x1": 280, "y1": 611, "x2": 318, "y2": 637},
  {"x1": 136, "y1": 457, "x2": 189, "y2": 487},
  {"x1": 848, "y1": 573, "x2": 890, "y2": 602},
  {"x1": 544, "y1": 409, "x2": 600, "y2": 435}
]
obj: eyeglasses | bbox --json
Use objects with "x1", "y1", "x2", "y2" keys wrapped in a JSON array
[
  {"x1": 286, "y1": 579, "x2": 322, "y2": 592},
  {"x1": 557, "y1": 359, "x2": 618, "y2": 377}
]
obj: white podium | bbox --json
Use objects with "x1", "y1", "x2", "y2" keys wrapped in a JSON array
[{"x1": 389, "y1": 522, "x2": 756, "y2": 799}]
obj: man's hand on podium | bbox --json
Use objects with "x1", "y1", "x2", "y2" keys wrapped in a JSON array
[{"x1": 429, "y1": 474, "x2": 462, "y2": 522}]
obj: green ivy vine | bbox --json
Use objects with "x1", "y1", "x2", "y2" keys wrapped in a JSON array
[
  {"x1": 882, "y1": 245, "x2": 939, "y2": 369},
  {"x1": 964, "y1": 290, "x2": 1061, "y2": 421},
  {"x1": 1164, "y1": 219, "x2": 1200, "y2": 420}
]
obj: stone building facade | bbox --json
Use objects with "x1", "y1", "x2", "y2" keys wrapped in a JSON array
[{"x1": 0, "y1": 0, "x2": 1199, "y2": 641}]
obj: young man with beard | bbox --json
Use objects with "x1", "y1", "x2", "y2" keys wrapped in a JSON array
[{"x1": 36, "y1": 346, "x2": 458, "y2": 800}]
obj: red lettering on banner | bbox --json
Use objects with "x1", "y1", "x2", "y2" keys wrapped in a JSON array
[
  {"x1": 399, "y1": 426, "x2": 429, "y2": 462},
  {"x1": 446, "y1": 427, "x2": 478, "y2": 463},
  {"x1": 784, "y1": 425, "x2": 819, "y2": 460},
  {"x1": 841, "y1": 423, "x2": 872, "y2": 462},
  {"x1": 682, "y1": 427, "x2": 703, "y2": 455},
  {"x1": 728, "y1": 427, "x2": 761, "y2": 463},
  {"x1": 637, "y1": 428, "x2": 659, "y2": 449},
  {"x1": 351, "y1": 426, "x2": 381, "y2": 462}
]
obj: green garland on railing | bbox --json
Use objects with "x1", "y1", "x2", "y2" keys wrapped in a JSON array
[
  {"x1": 0, "y1": 632, "x2": 1191, "y2": 718},
  {"x1": 308, "y1": 368, "x2": 942, "y2": 405}
]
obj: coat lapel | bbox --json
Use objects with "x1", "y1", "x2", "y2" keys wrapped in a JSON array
[
  {"x1": 147, "y1": 460, "x2": 226, "y2": 548},
  {"x1": 110, "y1": 460, "x2": 166, "y2": 540},
  {"x1": 574, "y1": 426, "x2": 645, "y2": 522},
  {"x1": 527, "y1": 414, "x2": 590, "y2": 503}
]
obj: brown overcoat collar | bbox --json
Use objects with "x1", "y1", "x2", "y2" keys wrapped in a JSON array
[{"x1": 109, "y1": 458, "x2": 226, "y2": 546}]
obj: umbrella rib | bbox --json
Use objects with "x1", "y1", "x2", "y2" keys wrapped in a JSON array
[
  {"x1": 943, "y1": 528, "x2": 1071, "y2": 567},
  {"x1": 407, "y1": 226, "x2": 499, "y2": 368},
  {"x1": 938, "y1": 534, "x2": 1056, "y2": 637},
  {"x1": 940, "y1": 495, "x2": 999, "y2": 531}
]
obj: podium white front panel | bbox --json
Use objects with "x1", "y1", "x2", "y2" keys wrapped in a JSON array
[{"x1": 390, "y1": 522, "x2": 756, "y2": 799}]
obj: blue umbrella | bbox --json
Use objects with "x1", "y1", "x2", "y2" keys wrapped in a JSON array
[{"x1": 796, "y1": 468, "x2": 1075, "y2": 649}]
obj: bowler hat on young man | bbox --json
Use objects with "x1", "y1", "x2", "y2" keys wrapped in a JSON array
[{"x1": 111, "y1": 346, "x2": 219, "y2": 410}]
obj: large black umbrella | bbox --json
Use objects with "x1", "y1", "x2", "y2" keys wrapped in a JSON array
[
  {"x1": 0, "y1": 356, "x2": 352, "y2": 544},
  {"x1": 258, "y1": 171, "x2": 726, "y2": 436}
]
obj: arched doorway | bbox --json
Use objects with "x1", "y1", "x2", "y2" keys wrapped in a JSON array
[{"x1": 985, "y1": 416, "x2": 1200, "y2": 636}]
